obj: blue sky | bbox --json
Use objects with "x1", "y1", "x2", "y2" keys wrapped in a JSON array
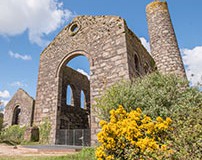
[{"x1": 0, "y1": 0, "x2": 202, "y2": 109}]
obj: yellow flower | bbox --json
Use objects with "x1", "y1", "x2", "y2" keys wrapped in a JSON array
[
  {"x1": 99, "y1": 120, "x2": 107, "y2": 127},
  {"x1": 166, "y1": 117, "x2": 172, "y2": 124},
  {"x1": 161, "y1": 144, "x2": 167, "y2": 151},
  {"x1": 106, "y1": 155, "x2": 114, "y2": 160},
  {"x1": 95, "y1": 146, "x2": 105, "y2": 158},
  {"x1": 136, "y1": 107, "x2": 142, "y2": 113},
  {"x1": 96, "y1": 105, "x2": 173, "y2": 159},
  {"x1": 109, "y1": 109, "x2": 115, "y2": 116},
  {"x1": 156, "y1": 116, "x2": 163, "y2": 122},
  {"x1": 141, "y1": 116, "x2": 152, "y2": 124}
]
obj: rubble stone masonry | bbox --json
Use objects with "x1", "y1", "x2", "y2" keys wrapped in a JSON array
[
  {"x1": 4, "y1": 89, "x2": 35, "y2": 127},
  {"x1": 34, "y1": 16, "x2": 154, "y2": 144},
  {"x1": 146, "y1": 1, "x2": 186, "y2": 78}
]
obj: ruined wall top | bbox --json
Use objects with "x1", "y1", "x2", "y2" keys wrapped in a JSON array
[
  {"x1": 41, "y1": 15, "x2": 126, "y2": 57},
  {"x1": 146, "y1": 1, "x2": 168, "y2": 14}
]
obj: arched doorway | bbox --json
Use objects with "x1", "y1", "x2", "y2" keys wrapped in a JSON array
[
  {"x1": 12, "y1": 105, "x2": 21, "y2": 125},
  {"x1": 56, "y1": 54, "x2": 91, "y2": 146}
]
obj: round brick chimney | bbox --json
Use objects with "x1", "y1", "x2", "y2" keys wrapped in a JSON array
[{"x1": 146, "y1": 1, "x2": 186, "y2": 78}]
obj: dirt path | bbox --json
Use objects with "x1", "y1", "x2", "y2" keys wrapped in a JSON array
[{"x1": 0, "y1": 144, "x2": 76, "y2": 157}]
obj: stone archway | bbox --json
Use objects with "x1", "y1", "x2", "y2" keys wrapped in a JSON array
[
  {"x1": 55, "y1": 52, "x2": 91, "y2": 145},
  {"x1": 34, "y1": 16, "x2": 154, "y2": 145},
  {"x1": 12, "y1": 105, "x2": 21, "y2": 125}
]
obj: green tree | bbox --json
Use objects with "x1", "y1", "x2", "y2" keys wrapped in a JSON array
[
  {"x1": 0, "y1": 114, "x2": 3, "y2": 131},
  {"x1": 0, "y1": 101, "x2": 3, "y2": 112}
]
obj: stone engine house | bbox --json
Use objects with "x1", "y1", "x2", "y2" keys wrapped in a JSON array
[
  {"x1": 4, "y1": 89, "x2": 35, "y2": 127},
  {"x1": 3, "y1": 1, "x2": 186, "y2": 146}
]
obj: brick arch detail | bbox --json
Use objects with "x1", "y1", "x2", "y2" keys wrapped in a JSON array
[{"x1": 55, "y1": 50, "x2": 91, "y2": 78}]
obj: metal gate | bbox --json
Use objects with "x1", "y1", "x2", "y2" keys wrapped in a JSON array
[{"x1": 56, "y1": 129, "x2": 91, "y2": 146}]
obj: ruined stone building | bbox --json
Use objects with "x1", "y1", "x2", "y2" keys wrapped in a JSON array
[
  {"x1": 3, "y1": 1, "x2": 186, "y2": 145},
  {"x1": 4, "y1": 89, "x2": 35, "y2": 127}
]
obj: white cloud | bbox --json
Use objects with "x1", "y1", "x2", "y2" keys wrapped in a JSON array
[
  {"x1": 0, "y1": 0, "x2": 73, "y2": 46},
  {"x1": 77, "y1": 69, "x2": 90, "y2": 80},
  {"x1": 139, "y1": 36, "x2": 202, "y2": 87},
  {"x1": 140, "y1": 37, "x2": 151, "y2": 53},
  {"x1": 0, "y1": 99, "x2": 9, "y2": 113},
  {"x1": 181, "y1": 46, "x2": 202, "y2": 86},
  {"x1": 9, "y1": 51, "x2": 32, "y2": 61},
  {"x1": 10, "y1": 81, "x2": 28, "y2": 87},
  {"x1": 0, "y1": 89, "x2": 11, "y2": 111},
  {"x1": 1, "y1": 100, "x2": 9, "y2": 107},
  {"x1": 0, "y1": 90, "x2": 10, "y2": 99}
]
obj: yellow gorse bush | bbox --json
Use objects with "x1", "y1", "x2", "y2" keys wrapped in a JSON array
[{"x1": 96, "y1": 105, "x2": 173, "y2": 160}]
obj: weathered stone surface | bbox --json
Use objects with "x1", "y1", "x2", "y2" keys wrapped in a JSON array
[
  {"x1": 34, "y1": 15, "x2": 154, "y2": 145},
  {"x1": 126, "y1": 28, "x2": 155, "y2": 78},
  {"x1": 3, "y1": 89, "x2": 35, "y2": 127},
  {"x1": 24, "y1": 127, "x2": 39, "y2": 142},
  {"x1": 146, "y1": 1, "x2": 186, "y2": 78}
]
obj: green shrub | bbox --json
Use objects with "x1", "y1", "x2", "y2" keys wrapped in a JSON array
[
  {"x1": 171, "y1": 104, "x2": 202, "y2": 159},
  {"x1": 96, "y1": 72, "x2": 193, "y2": 120},
  {"x1": 0, "y1": 115, "x2": 3, "y2": 131},
  {"x1": 96, "y1": 72, "x2": 202, "y2": 159},
  {"x1": 39, "y1": 118, "x2": 51, "y2": 144},
  {"x1": 0, "y1": 125, "x2": 26, "y2": 145}
]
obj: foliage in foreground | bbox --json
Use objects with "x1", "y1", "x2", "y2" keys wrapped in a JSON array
[
  {"x1": 71, "y1": 148, "x2": 96, "y2": 160},
  {"x1": 0, "y1": 114, "x2": 3, "y2": 131},
  {"x1": 0, "y1": 125, "x2": 26, "y2": 145},
  {"x1": 0, "y1": 118, "x2": 52, "y2": 145},
  {"x1": 96, "y1": 106, "x2": 173, "y2": 160},
  {"x1": 96, "y1": 72, "x2": 201, "y2": 120},
  {"x1": 96, "y1": 72, "x2": 202, "y2": 159},
  {"x1": 39, "y1": 118, "x2": 51, "y2": 144}
]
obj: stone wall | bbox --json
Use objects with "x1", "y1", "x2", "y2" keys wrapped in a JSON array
[
  {"x1": 61, "y1": 66, "x2": 90, "y2": 111},
  {"x1": 34, "y1": 15, "x2": 155, "y2": 145},
  {"x1": 146, "y1": 1, "x2": 186, "y2": 78},
  {"x1": 125, "y1": 28, "x2": 156, "y2": 78},
  {"x1": 3, "y1": 89, "x2": 35, "y2": 127}
]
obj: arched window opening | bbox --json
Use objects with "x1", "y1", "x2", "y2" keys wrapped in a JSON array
[
  {"x1": 134, "y1": 54, "x2": 140, "y2": 73},
  {"x1": 66, "y1": 85, "x2": 73, "y2": 106},
  {"x1": 67, "y1": 55, "x2": 90, "y2": 79},
  {"x1": 80, "y1": 90, "x2": 86, "y2": 109},
  {"x1": 12, "y1": 106, "x2": 21, "y2": 125}
]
